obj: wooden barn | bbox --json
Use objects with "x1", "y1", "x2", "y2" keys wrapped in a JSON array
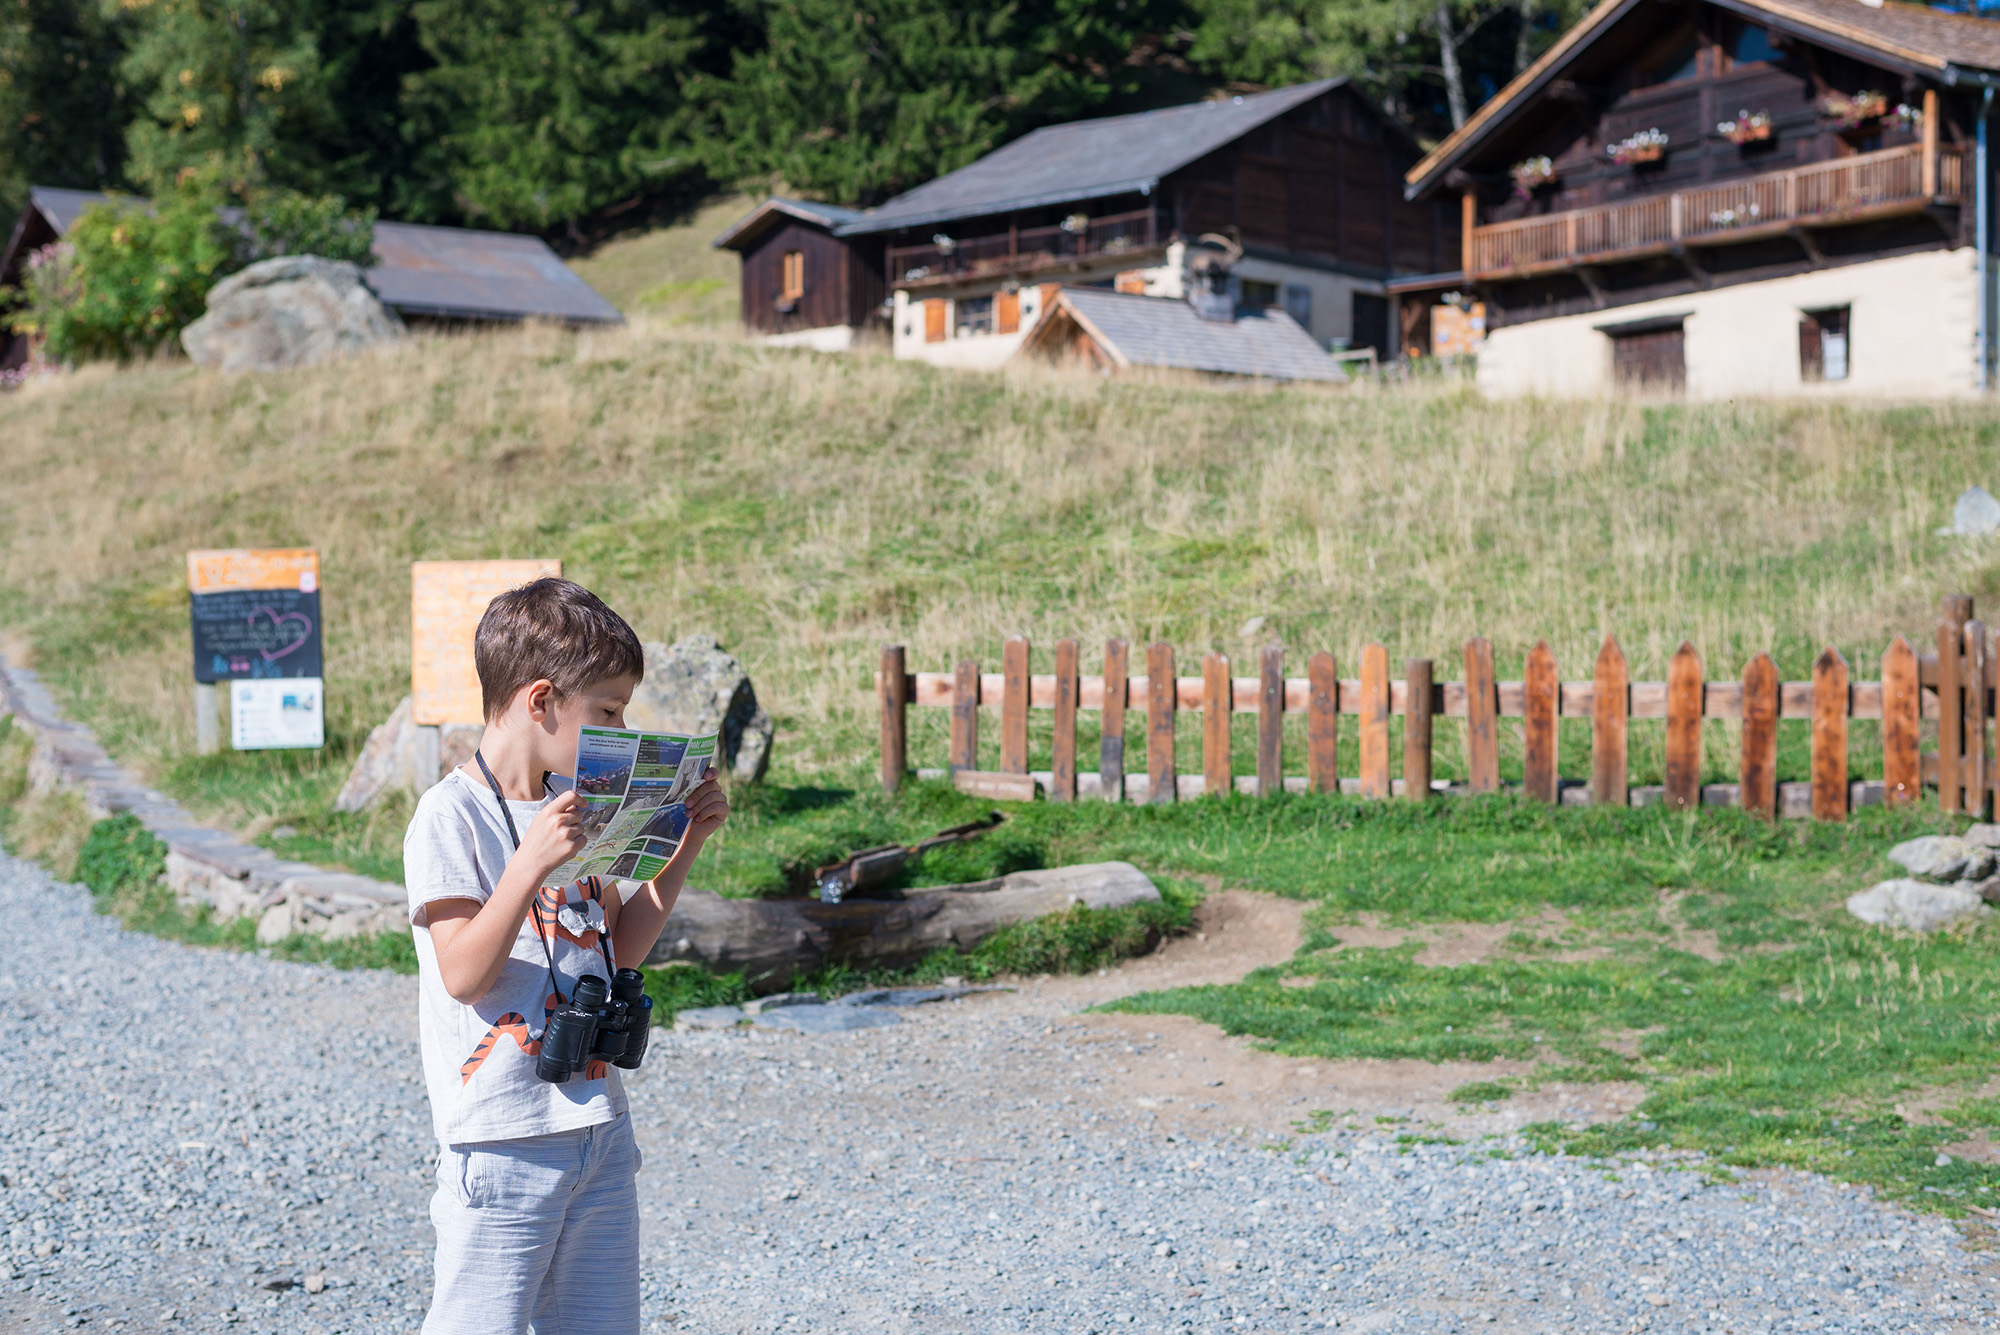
[
  {"x1": 712, "y1": 199, "x2": 883, "y2": 351},
  {"x1": 717, "y1": 79, "x2": 1460, "y2": 367},
  {"x1": 1404, "y1": 0, "x2": 2000, "y2": 397}
]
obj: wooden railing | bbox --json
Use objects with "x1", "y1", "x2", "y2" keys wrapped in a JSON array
[
  {"x1": 887, "y1": 208, "x2": 1158, "y2": 287},
  {"x1": 1469, "y1": 144, "x2": 1964, "y2": 280},
  {"x1": 876, "y1": 594, "x2": 2000, "y2": 821}
]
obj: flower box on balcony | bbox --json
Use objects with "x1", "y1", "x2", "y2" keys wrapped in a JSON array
[
  {"x1": 1607, "y1": 129, "x2": 1668, "y2": 166},
  {"x1": 1510, "y1": 155, "x2": 1557, "y2": 198},
  {"x1": 1821, "y1": 90, "x2": 1887, "y2": 130},
  {"x1": 1716, "y1": 110, "x2": 1772, "y2": 146}
]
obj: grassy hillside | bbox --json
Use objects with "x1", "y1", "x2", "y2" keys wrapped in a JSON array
[{"x1": 565, "y1": 194, "x2": 751, "y2": 324}]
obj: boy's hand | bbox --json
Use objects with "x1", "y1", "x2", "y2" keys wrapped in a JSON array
[
  {"x1": 683, "y1": 769, "x2": 730, "y2": 843},
  {"x1": 518, "y1": 790, "x2": 589, "y2": 879}
]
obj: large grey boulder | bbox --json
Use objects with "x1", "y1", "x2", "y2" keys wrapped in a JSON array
[
  {"x1": 1965, "y1": 824, "x2": 2000, "y2": 849},
  {"x1": 1948, "y1": 486, "x2": 2000, "y2": 537},
  {"x1": 1885, "y1": 835, "x2": 1995, "y2": 883},
  {"x1": 332, "y1": 694, "x2": 480, "y2": 812},
  {"x1": 182, "y1": 255, "x2": 402, "y2": 373},
  {"x1": 626, "y1": 636, "x2": 773, "y2": 783},
  {"x1": 1847, "y1": 879, "x2": 1990, "y2": 932}
]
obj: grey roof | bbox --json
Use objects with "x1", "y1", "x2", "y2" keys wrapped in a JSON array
[
  {"x1": 367, "y1": 222, "x2": 621, "y2": 323},
  {"x1": 1038, "y1": 288, "x2": 1348, "y2": 382},
  {"x1": 836, "y1": 79, "x2": 1349, "y2": 237},
  {"x1": 5, "y1": 187, "x2": 620, "y2": 324},
  {"x1": 713, "y1": 197, "x2": 868, "y2": 250}
]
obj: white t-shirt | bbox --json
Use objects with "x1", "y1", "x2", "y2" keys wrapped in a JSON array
[{"x1": 405, "y1": 768, "x2": 628, "y2": 1147}]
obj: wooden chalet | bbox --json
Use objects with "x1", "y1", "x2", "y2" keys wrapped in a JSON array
[
  {"x1": 1405, "y1": 0, "x2": 2000, "y2": 397},
  {"x1": 718, "y1": 80, "x2": 1458, "y2": 369},
  {"x1": 711, "y1": 198, "x2": 882, "y2": 351}
]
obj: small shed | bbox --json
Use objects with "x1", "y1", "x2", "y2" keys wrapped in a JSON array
[
  {"x1": 1019, "y1": 287, "x2": 1348, "y2": 382},
  {"x1": 712, "y1": 198, "x2": 885, "y2": 348}
]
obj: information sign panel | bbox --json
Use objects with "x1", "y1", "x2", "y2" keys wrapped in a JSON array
[
  {"x1": 230, "y1": 678, "x2": 325, "y2": 750},
  {"x1": 187, "y1": 549, "x2": 322, "y2": 683},
  {"x1": 411, "y1": 559, "x2": 563, "y2": 726}
]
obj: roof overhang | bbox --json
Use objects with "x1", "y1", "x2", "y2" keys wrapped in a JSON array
[
  {"x1": 712, "y1": 197, "x2": 863, "y2": 251},
  {"x1": 1404, "y1": 0, "x2": 2000, "y2": 201}
]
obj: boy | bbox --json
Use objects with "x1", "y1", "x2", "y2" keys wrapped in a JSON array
[{"x1": 404, "y1": 578, "x2": 729, "y2": 1334}]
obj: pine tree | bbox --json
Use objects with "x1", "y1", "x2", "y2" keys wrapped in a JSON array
[
  {"x1": 399, "y1": 0, "x2": 711, "y2": 232},
  {"x1": 699, "y1": 0, "x2": 1183, "y2": 205},
  {"x1": 0, "y1": 0, "x2": 135, "y2": 219}
]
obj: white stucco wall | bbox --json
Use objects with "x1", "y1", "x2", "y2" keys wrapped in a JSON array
[
  {"x1": 1476, "y1": 247, "x2": 1979, "y2": 400},
  {"x1": 890, "y1": 286, "x2": 1052, "y2": 369},
  {"x1": 1125, "y1": 242, "x2": 1382, "y2": 348}
]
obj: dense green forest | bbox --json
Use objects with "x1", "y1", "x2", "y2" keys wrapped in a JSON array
[{"x1": 0, "y1": 0, "x2": 1591, "y2": 242}]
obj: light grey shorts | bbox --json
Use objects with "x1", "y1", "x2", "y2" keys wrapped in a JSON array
[{"x1": 424, "y1": 1114, "x2": 641, "y2": 1335}]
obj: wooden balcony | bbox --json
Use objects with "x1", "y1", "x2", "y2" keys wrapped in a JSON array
[
  {"x1": 887, "y1": 208, "x2": 1159, "y2": 289},
  {"x1": 1468, "y1": 143, "x2": 1964, "y2": 281}
]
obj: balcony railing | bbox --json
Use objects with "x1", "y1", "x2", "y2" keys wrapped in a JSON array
[
  {"x1": 1469, "y1": 143, "x2": 1964, "y2": 280},
  {"x1": 887, "y1": 208, "x2": 1159, "y2": 287}
]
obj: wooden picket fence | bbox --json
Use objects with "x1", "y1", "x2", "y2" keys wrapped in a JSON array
[{"x1": 875, "y1": 594, "x2": 2000, "y2": 821}]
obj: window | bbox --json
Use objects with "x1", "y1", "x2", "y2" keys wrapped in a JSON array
[
  {"x1": 1283, "y1": 284, "x2": 1313, "y2": 329},
  {"x1": 1725, "y1": 20, "x2": 1780, "y2": 67},
  {"x1": 1601, "y1": 316, "x2": 1686, "y2": 392},
  {"x1": 1800, "y1": 307, "x2": 1850, "y2": 382},
  {"x1": 956, "y1": 294, "x2": 994, "y2": 337},
  {"x1": 780, "y1": 250, "x2": 805, "y2": 301},
  {"x1": 1239, "y1": 279, "x2": 1280, "y2": 308}
]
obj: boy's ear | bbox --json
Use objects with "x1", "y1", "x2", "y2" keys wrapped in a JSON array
[{"x1": 524, "y1": 678, "x2": 557, "y2": 724}]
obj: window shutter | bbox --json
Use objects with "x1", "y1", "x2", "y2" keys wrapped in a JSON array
[
  {"x1": 996, "y1": 291, "x2": 1020, "y2": 334},
  {"x1": 1799, "y1": 314, "x2": 1823, "y2": 382},
  {"x1": 924, "y1": 299, "x2": 947, "y2": 343}
]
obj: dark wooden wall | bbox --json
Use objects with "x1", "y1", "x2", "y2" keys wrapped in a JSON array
[
  {"x1": 1166, "y1": 87, "x2": 1455, "y2": 277},
  {"x1": 738, "y1": 219, "x2": 870, "y2": 334},
  {"x1": 1479, "y1": 4, "x2": 1964, "y2": 225}
]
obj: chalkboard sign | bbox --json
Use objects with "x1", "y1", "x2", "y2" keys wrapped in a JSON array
[{"x1": 187, "y1": 549, "x2": 323, "y2": 684}]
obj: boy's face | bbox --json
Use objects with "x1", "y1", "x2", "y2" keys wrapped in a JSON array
[{"x1": 531, "y1": 674, "x2": 639, "y2": 771}]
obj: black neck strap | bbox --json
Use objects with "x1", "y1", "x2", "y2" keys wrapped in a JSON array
[{"x1": 471, "y1": 751, "x2": 613, "y2": 1007}]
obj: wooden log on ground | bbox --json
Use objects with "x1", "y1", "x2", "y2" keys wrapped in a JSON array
[{"x1": 648, "y1": 862, "x2": 1164, "y2": 992}]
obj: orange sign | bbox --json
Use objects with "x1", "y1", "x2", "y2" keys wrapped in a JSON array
[
  {"x1": 1431, "y1": 302, "x2": 1487, "y2": 359},
  {"x1": 186, "y1": 548, "x2": 319, "y2": 595},
  {"x1": 411, "y1": 559, "x2": 562, "y2": 726}
]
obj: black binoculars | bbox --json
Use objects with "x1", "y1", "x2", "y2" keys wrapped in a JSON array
[{"x1": 537, "y1": 968, "x2": 653, "y2": 1083}]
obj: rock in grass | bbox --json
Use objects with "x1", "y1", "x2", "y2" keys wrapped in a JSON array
[
  {"x1": 1950, "y1": 486, "x2": 2000, "y2": 537},
  {"x1": 1965, "y1": 824, "x2": 2000, "y2": 849},
  {"x1": 1846, "y1": 879, "x2": 1990, "y2": 932},
  {"x1": 752, "y1": 1006, "x2": 902, "y2": 1034},
  {"x1": 674, "y1": 1004, "x2": 748, "y2": 1031},
  {"x1": 1885, "y1": 835, "x2": 1995, "y2": 882},
  {"x1": 182, "y1": 256, "x2": 403, "y2": 373},
  {"x1": 626, "y1": 636, "x2": 773, "y2": 783}
]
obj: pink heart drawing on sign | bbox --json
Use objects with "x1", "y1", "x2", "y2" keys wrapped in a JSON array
[{"x1": 248, "y1": 607, "x2": 313, "y2": 662}]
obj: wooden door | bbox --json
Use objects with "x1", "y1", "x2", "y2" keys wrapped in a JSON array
[
  {"x1": 1612, "y1": 326, "x2": 1685, "y2": 391},
  {"x1": 924, "y1": 298, "x2": 947, "y2": 343}
]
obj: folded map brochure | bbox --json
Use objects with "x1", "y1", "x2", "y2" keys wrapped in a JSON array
[{"x1": 551, "y1": 726, "x2": 720, "y2": 885}]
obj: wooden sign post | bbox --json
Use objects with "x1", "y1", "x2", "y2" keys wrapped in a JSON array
[
  {"x1": 410, "y1": 559, "x2": 562, "y2": 785},
  {"x1": 186, "y1": 549, "x2": 324, "y2": 754}
]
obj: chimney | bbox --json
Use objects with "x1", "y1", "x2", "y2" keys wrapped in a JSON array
[{"x1": 1184, "y1": 232, "x2": 1243, "y2": 323}]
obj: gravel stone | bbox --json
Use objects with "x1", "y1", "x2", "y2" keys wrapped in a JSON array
[
  {"x1": 1, "y1": 852, "x2": 1996, "y2": 1333},
  {"x1": 674, "y1": 1004, "x2": 747, "y2": 1030},
  {"x1": 1847, "y1": 878, "x2": 1991, "y2": 932},
  {"x1": 751, "y1": 1006, "x2": 902, "y2": 1033}
]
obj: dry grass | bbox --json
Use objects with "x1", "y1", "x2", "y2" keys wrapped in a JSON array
[
  {"x1": 564, "y1": 194, "x2": 751, "y2": 322},
  {"x1": 0, "y1": 320, "x2": 1998, "y2": 818}
]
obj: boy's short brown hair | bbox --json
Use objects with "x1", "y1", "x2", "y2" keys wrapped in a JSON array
[{"x1": 474, "y1": 578, "x2": 645, "y2": 721}]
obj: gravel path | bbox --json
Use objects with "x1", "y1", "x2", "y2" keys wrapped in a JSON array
[{"x1": 2, "y1": 853, "x2": 1996, "y2": 1334}]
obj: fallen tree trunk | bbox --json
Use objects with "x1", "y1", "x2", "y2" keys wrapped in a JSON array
[{"x1": 645, "y1": 861, "x2": 1160, "y2": 991}]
